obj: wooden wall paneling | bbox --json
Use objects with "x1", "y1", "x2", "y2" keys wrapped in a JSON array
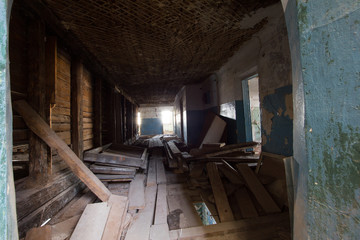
[
  {"x1": 27, "y1": 18, "x2": 48, "y2": 183},
  {"x1": 94, "y1": 77, "x2": 102, "y2": 147},
  {"x1": 121, "y1": 95, "x2": 126, "y2": 142},
  {"x1": 45, "y1": 36, "x2": 57, "y2": 175},
  {"x1": 82, "y1": 68, "x2": 94, "y2": 151},
  {"x1": 71, "y1": 59, "x2": 84, "y2": 159}
]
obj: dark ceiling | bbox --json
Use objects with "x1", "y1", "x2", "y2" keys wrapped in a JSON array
[{"x1": 42, "y1": 0, "x2": 278, "y2": 104}]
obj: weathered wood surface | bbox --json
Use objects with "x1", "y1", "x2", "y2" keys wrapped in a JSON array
[
  {"x1": 90, "y1": 165, "x2": 136, "y2": 175},
  {"x1": 16, "y1": 170, "x2": 79, "y2": 221},
  {"x1": 13, "y1": 100, "x2": 112, "y2": 202},
  {"x1": 51, "y1": 215, "x2": 81, "y2": 240},
  {"x1": 71, "y1": 59, "x2": 84, "y2": 159},
  {"x1": 18, "y1": 182, "x2": 85, "y2": 238},
  {"x1": 102, "y1": 195, "x2": 129, "y2": 240},
  {"x1": 25, "y1": 225, "x2": 51, "y2": 240},
  {"x1": 128, "y1": 174, "x2": 146, "y2": 210},
  {"x1": 169, "y1": 212, "x2": 289, "y2": 240},
  {"x1": 84, "y1": 152, "x2": 143, "y2": 168},
  {"x1": 125, "y1": 185, "x2": 157, "y2": 240},
  {"x1": 236, "y1": 164, "x2": 281, "y2": 214},
  {"x1": 235, "y1": 188, "x2": 258, "y2": 219},
  {"x1": 150, "y1": 224, "x2": 170, "y2": 240},
  {"x1": 70, "y1": 202, "x2": 110, "y2": 240},
  {"x1": 200, "y1": 115, "x2": 226, "y2": 147},
  {"x1": 154, "y1": 183, "x2": 168, "y2": 225},
  {"x1": 146, "y1": 159, "x2": 157, "y2": 187},
  {"x1": 96, "y1": 174, "x2": 135, "y2": 181},
  {"x1": 156, "y1": 158, "x2": 167, "y2": 184},
  {"x1": 206, "y1": 163, "x2": 235, "y2": 222}
]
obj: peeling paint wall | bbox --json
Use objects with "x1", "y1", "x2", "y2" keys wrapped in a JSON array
[
  {"x1": 283, "y1": 0, "x2": 360, "y2": 238},
  {"x1": 138, "y1": 105, "x2": 173, "y2": 135},
  {"x1": 216, "y1": 2, "x2": 293, "y2": 155}
]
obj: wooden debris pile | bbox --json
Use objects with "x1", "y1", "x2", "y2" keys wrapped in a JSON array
[
  {"x1": 187, "y1": 151, "x2": 290, "y2": 227},
  {"x1": 84, "y1": 143, "x2": 148, "y2": 183}
]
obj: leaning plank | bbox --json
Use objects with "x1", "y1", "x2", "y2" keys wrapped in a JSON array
[
  {"x1": 200, "y1": 115, "x2": 226, "y2": 147},
  {"x1": 206, "y1": 163, "x2": 234, "y2": 222},
  {"x1": 169, "y1": 212, "x2": 289, "y2": 240},
  {"x1": 128, "y1": 174, "x2": 146, "y2": 210},
  {"x1": 25, "y1": 226, "x2": 51, "y2": 240},
  {"x1": 150, "y1": 224, "x2": 170, "y2": 240},
  {"x1": 236, "y1": 164, "x2": 281, "y2": 214},
  {"x1": 102, "y1": 195, "x2": 129, "y2": 240},
  {"x1": 235, "y1": 188, "x2": 258, "y2": 218},
  {"x1": 13, "y1": 100, "x2": 111, "y2": 202},
  {"x1": 156, "y1": 158, "x2": 167, "y2": 184},
  {"x1": 147, "y1": 159, "x2": 157, "y2": 187},
  {"x1": 125, "y1": 185, "x2": 157, "y2": 240},
  {"x1": 154, "y1": 184, "x2": 168, "y2": 225},
  {"x1": 86, "y1": 143, "x2": 112, "y2": 154},
  {"x1": 70, "y1": 202, "x2": 111, "y2": 240}
]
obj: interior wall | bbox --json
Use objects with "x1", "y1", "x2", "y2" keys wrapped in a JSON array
[
  {"x1": 139, "y1": 105, "x2": 173, "y2": 136},
  {"x1": 216, "y1": 2, "x2": 293, "y2": 156}
]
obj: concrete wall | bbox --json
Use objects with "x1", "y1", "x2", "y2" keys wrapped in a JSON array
[{"x1": 283, "y1": 0, "x2": 360, "y2": 238}]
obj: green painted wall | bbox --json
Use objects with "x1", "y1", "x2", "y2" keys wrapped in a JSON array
[
  {"x1": 0, "y1": 0, "x2": 18, "y2": 239},
  {"x1": 283, "y1": 0, "x2": 360, "y2": 238}
]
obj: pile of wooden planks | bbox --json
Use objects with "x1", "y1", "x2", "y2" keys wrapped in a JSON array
[
  {"x1": 84, "y1": 143, "x2": 148, "y2": 183},
  {"x1": 163, "y1": 139, "x2": 182, "y2": 169}
]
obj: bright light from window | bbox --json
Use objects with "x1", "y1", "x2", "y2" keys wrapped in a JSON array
[
  {"x1": 137, "y1": 112, "x2": 141, "y2": 125},
  {"x1": 162, "y1": 111, "x2": 173, "y2": 124}
]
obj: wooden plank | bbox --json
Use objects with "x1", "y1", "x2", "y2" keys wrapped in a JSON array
[
  {"x1": 147, "y1": 159, "x2": 157, "y2": 187},
  {"x1": 18, "y1": 182, "x2": 85, "y2": 238},
  {"x1": 154, "y1": 184, "x2": 168, "y2": 225},
  {"x1": 90, "y1": 165, "x2": 136, "y2": 175},
  {"x1": 13, "y1": 100, "x2": 112, "y2": 202},
  {"x1": 169, "y1": 212, "x2": 289, "y2": 240},
  {"x1": 200, "y1": 115, "x2": 226, "y2": 147},
  {"x1": 128, "y1": 174, "x2": 146, "y2": 210},
  {"x1": 84, "y1": 152, "x2": 143, "y2": 168},
  {"x1": 71, "y1": 59, "x2": 84, "y2": 159},
  {"x1": 206, "y1": 162, "x2": 234, "y2": 222},
  {"x1": 96, "y1": 174, "x2": 135, "y2": 181},
  {"x1": 27, "y1": 18, "x2": 48, "y2": 183},
  {"x1": 156, "y1": 158, "x2": 167, "y2": 184},
  {"x1": 125, "y1": 185, "x2": 157, "y2": 240},
  {"x1": 236, "y1": 164, "x2": 281, "y2": 214},
  {"x1": 70, "y1": 202, "x2": 110, "y2": 240},
  {"x1": 25, "y1": 225, "x2": 51, "y2": 240},
  {"x1": 102, "y1": 195, "x2": 129, "y2": 240},
  {"x1": 167, "y1": 141, "x2": 181, "y2": 155},
  {"x1": 51, "y1": 215, "x2": 81, "y2": 240},
  {"x1": 235, "y1": 188, "x2": 258, "y2": 218},
  {"x1": 218, "y1": 160, "x2": 244, "y2": 185},
  {"x1": 150, "y1": 224, "x2": 170, "y2": 240}
]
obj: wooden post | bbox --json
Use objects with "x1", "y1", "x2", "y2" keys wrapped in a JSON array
[
  {"x1": 45, "y1": 36, "x2": 57, "y2": 175},
  {"x1": 94, "y1": 77, "x2": 102, "y2": 147},
  {"x1": 27, "y1": 18, "x2": 48, "y2": 183},
  {"x1": 71, "y1": 59, "x2": 84, "y2": 159}
]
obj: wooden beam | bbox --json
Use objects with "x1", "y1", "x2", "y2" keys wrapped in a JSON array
[
  {"x1": 71, "y1": 59, "x2": 84, "y2": 159},
  {"x1": 235, "y1": 188, "x2": 258, "y2": 219},
  {"x1": 94, "y1": 77, "x2": 102, "y2": 147},
  {"x1": 27, "y1": 18, "x2": 48, "y2": 183},
  {"x1": 13, "y1": 100, "x2": 112, "y2": 202},
  {"x1": 25, "y1": 225, "x2": 51, "y2": 240},
  {"x1": 45, "y1": 35, "x2": 57, "y2": 175},
  {"x1": 154, "y1": 184, "x2": 168, "y2": 225},
  {"x1": 236, "y1": 164, "x2": 281, "y2": 214},
  {"x1": 206, "y1": 163, "x2": 234, "y2": 222}
]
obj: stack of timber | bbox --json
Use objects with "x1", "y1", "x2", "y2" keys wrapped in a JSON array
[
  {"x1": 148, "y1": 135, "x2": 164, "y2": 148},
  {"x1": 84, "y1": 143, "x2": 148, "y2": 183},
  {"x1": 163, "y1": 139, "x2": 182, "y2": 169}
]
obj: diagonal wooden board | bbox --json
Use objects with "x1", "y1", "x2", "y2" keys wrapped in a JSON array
[
  {"x1": 206, "y1": 162, "x2": 235, "y2": 222},
  {"x1": 13, "y1": 100, "x2": 111, "y2": 202},
  {"x1": 236, "y1": 164, "x2": 281, "y2": 214},
  {"x1": 70, "y1": 202, "x2": 111, "y2": 240},
  {"x1": 128, "y1": 174, "x2": 146, "y2": 210},
  {"x1": 102, "y1": 195, "x2": 129, "y2": 240}
]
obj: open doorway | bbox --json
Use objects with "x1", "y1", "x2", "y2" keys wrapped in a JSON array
[{"x1": 242, "y1": 75, "x2": 261, "y2": 143}]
